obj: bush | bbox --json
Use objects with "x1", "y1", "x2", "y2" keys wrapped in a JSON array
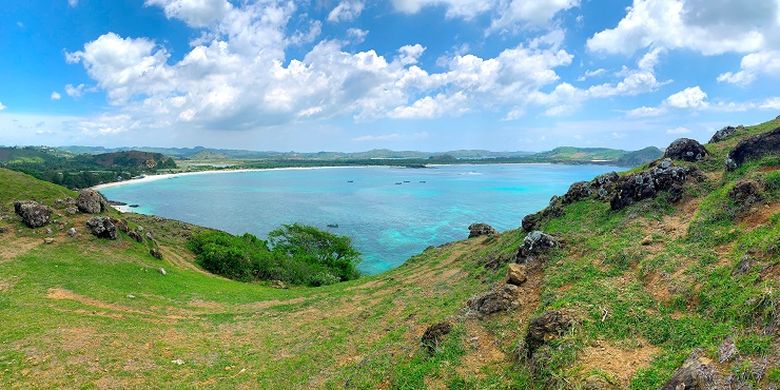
[{"x1": 188, "y1": 225, "x2": 361, "y2": 287}]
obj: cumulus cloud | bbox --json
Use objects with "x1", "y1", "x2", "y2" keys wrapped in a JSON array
[
  {"x1": 717, "y1": 50, "x2": 780, "y2": 85},
  {"x1": 586, "y1": 0, "x2": 777, "y2": 55},
  {"x1": 144, "y1": 0, "x2": 233, "y2": 27},
  {"x1": 577, "y1": 68, "x2": 605, "y2": 81},
  {"x1": 346, "y1": 28, "x2": 368, "y2": 43},
  {"x1": 0, "y1": 102, "x2": 6, "y2": 111},
  {"x1": 50, "y1": 91, "x2": 62, "y2": 101},
  {"x1": 392, "y1": 0, "x2": 577, "y2": 30},
  {"x1": 665, "y1": 86, "x2": 708, "y2": 108},
  {"x1": 328, "y1": 0, "x2": 365, "y2": 23}
]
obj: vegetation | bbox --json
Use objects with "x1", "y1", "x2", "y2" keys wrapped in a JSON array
[
  {"x1": 1, "y1": 117, "x2": 779, "y2": 388},
  {"x1": 0, "y1": 147, "x2": 176, "y2": 188},
  {"x1": 188, "y1": 224, "x2": 361, "y2": 286}
]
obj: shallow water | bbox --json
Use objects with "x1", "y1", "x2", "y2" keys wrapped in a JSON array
[{"x1": 100, "y1": 164, "x2": 620, "y2": 274}]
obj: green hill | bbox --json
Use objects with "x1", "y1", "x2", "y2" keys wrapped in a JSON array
[{"x1": 1, "y1": 118, "x2": 779, "y2": 388}]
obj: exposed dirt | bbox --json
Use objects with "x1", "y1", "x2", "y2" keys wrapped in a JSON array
[
  {"x1": 46, "y1": 287, "x2": 187, "y2": 321},
  {"x1": 456, "y1": 320, "x2": 507, "y2": 379},
  {"x1": 578, "y1": 339, "x2": 660, "y2": 387},
  {"x1": 0, "y1": 236, "x2": 42, "y2": 262},
  {"x1": 741, "y1": 202, "x2": 780, "y2": 228}
]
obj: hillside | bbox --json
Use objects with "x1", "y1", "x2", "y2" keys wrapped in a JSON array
[
  {"x1": 0, "y1": 147, "x2": 177, "y2": 189},
  {"x1": 1, "y1": 118, "x2": 779, "y2": 388}
]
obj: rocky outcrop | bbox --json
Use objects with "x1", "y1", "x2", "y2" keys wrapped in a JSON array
[
  {"x1": 85, "y1": 217, "x2": 117, "y2": 240},
  {"x1": 610, "y1": 159, "x2": 697, "y2": 210},
  {"x1": 468, "y1": 223, "x2": 498, "y2": 238},
  {"x1": 726, "y1": 126, "x2": 780, "y2": 170},
  {"x1": 67, "y1": 227, "x2": 77, "y2": 237},
  {"x1": 524, "y1": 310, "x2": 576, "y2": 359},
  {"x1": 523, "y1": 173, "x2": 619, "y2": 231},
  {"x1": 421, "y1": 321, "x2": 452, "y2": 353},
  {"x1": 729, "y1": 180, "x2": 763, "y2": 210},
  {"x1": 709, "y1": 125, "x2": 741, "y2": 143},
  {"x1": 150, "y1": 247, "x2": 163, "y2": 260},
  {"x1": 76, "y1": 189, "x2": 110, "y2": 214},
  {"x1": 14, "y1": 201, "x2": 52, "y2": 228},
  {"x1": 128, "y1": 230, "x2": 143, "y2": 243},
  {"x1": 517, "y1": 231, "x2": 558, "y2": 263},
  {"x1": 664, "y1": 138, "x2": 708, "y2": 162},
  {"x1": 660, "y1": 350, "x2": 720, "y2": 390},
  {"x1": 466, "y1": 284, "x2": 519, "y2": 316},
  {"x1": 506, "y1": 263, "x2": 527, "y2": 286}
]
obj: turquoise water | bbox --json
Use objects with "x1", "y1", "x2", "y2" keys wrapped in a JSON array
[{"x1": 100, "y1": 164, "x2": 620, "y2": 274}]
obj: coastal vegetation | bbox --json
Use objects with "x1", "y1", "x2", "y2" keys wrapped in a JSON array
[
  {"x1": 0, "y1": 117, "x2": 779, "y2": 388},
  {"x1": 188, "y1": 224, "x2": 361, "y2": 286}
]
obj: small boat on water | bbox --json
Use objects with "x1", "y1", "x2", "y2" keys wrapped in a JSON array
[
  {"x1": 403, "y1": 180, "x2": 410, "y2": 183},
  {"x1": 419, "y1": 181, "x2": 426, "y2": 183},
  {"x1": 129, "y1": 204, "x2": 140, "y2": 208},
  {"x1": 326, "y1": 223, "x2": 339, "y2": 228},
  {"x1": 395, "y1": 182, "x2": 403, "y2": 185},
  {"x1": 347, "y1": 180, "x2": 354, "y2": 183}
]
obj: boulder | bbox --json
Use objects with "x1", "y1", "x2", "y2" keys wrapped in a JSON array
[
  {"x1": 85, "y1": 217, "x2": 117, "y2": 240},
  {"x1": 128, "y1": 230, "x2": 143, "y2": 243},
  {"x1": 729, "y1": 180, "x2": 763, "y2": 210},
  {"x1": 67, "y1": 227, "x2": 77, "y2": 237},
  {"x1": 468, "y1": 223, "x2": 498, "y2": 238},
  {"x1": 506, "y1": 263, "x2": 527, "y2": 286},
  {"x1": 610, "y1": 161, "x2": 696, "y2": 210},
  {"x1": 726, "y1": 126, "x2": 780, "y2": 170},
  {"x1": 43, "y1": 238, "x2": 54, "y2": 245},
  {"x1": 150, "y1": 247, "x2": 163, "y2": 260},
  {"x1": 420, "y1": 321, "x2": 452, "y2": 353},
  {"x1": 159, "y1": 267, "x2": 167, "y2": 276},
  {"x1": 524, "y1": 310, "x2": 576, "y2": 359},
  {"x1": 517, "y1": 231, "x2": 559, "y2": 263},
  {"x1": 709, "y1": 125, "x2": 740, "y2": 143},
  {"x1": 14, "y1": 201, "x2": 52, "y2": 228},
  {"x1": 660, "y1": 350, "x2": 720, "y2": 390},
  {"x1": 76, "y1": 189, "x2": 110, "y2": 214},
  {"x1": 466, "y1": 284, "x2": 519, "y2": 316},
  {"x1": 562, "y1": 181, "x2": 591, "y2": 204},
  {"x1": 718, "y1": 337, "x2": 738, "y2": 363},
  {"x1": 65, "y1": 207, "x2": 78, "y2": 215},
  {"x1": 522, "y1": 196, "x2": 564, "y2": 232},
  {"x1": 664, "y1": 138, "x2": 708, "y2": 162},
  {"x1": 0, "y1": 226, "x2": 7, "y2": 234}
]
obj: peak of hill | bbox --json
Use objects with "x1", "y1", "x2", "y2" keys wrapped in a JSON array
[{"x1": 1, "y1": 117, "x2": 779, "y2": 388}]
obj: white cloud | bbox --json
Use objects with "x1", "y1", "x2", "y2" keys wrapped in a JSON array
[
  {"x1": 665, "y1": 86, "x2": 708, "y2": 108},
  {"x1": 50, "y1": 91, "x2": 62, "y2": 101},
  {"x1": 627, "y1": 105, "x2": 666, "y2": 118},
  {"x1": 389, "y1": 92, "x2": 467, "y2": 119},
  {"x1": 392, "y1": 0, "x2": 577, "y2": 30},
  {"x1": 577, "y1": 68, "x2": 605, "y2": 81},
  {"x1": 64, "y1": 84, "x2": 89, "y2": 98},
  {"x1": 328, "y1": 0, "x2": 365, "y2": 23},
  {"x1": 144, "y1": 0, "x2": 232, "y2": 27},
  {"x1": 0, "y1": 102, "x2": 6, "y2": 111},
  {"x1": 68, "y1": 0, "x2": 78, "y2": 7},
  {"x1": 666, "y1": 126, "x2": 691, "y2": 134},
  {"x1": 398, "y1": 44, "x2": 426, "y2": 65},
  {"x1": 346, "y1": 28, "x2": 368, "y2": 43},
  {"x1": 718, "y1": 50, "x2": 780, "y2": 85},
  {"x1": 586, "y1": 0, "x2": 777, "y2": 55}
]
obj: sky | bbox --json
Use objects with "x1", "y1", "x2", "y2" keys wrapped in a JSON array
[{"x1": 1, "y1": 0, "x2": 779, "y2": 152}]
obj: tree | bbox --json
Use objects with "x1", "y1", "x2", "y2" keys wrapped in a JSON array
[{"x1": 268, "y1": 224, "x2": 361, "y2": 281}]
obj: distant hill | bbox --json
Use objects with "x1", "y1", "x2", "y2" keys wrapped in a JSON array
[
  {"x1": 0, "y1": 147, "x2": 177, "y2": 189},
  {"x1": 615, "y1": 146, "x2": 664, "y2": 167}
]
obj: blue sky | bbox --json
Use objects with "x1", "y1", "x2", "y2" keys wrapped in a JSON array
[{"x1": 1, "y1": 0, "x2": 779, "y2": 152}]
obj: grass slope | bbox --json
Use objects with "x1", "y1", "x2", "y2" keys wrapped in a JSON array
[{"x1": 1, "y1": 118, "x2": 779, "y2": 389}]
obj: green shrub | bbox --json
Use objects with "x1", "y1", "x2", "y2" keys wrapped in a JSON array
[{"x1": 188, "y1": 225, "x2": 361, "y2": 287}]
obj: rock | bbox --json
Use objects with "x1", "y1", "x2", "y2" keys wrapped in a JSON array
[
  {"x1": 726, "y1": 126, "x2": 780, "y2": 171},
  {"x1": 67, "y1": 227, "x2": 77, "y2": 237},
  {"x1": 664, "y1": 138, "x2": 708, "y2": 162},
  {"x1": 76, "y1": 189, "x2": 110, "y2": 214},
  {"x1": 610, "y1": 162, "x2": 696, "y2": 210},
  {"x1": 65, "y1": 207, "x2": 78, "y2": 215},
  {"x1": 54, "y1": 197, "x2": 75, "y2": 208},
  {"x1": 482, "y1": 252, "x2": 514, "y2": 271},
  {"x1": 718, "y1": 337, "x2": 738, "y2": 363},
  {"x1": 506, "y1": 263, "x2": 527, "y2": 286},
  {"x1": 114, "y1": 219, "x2": 129, "y2": 233},
  {"x1": 43, "y1": 238, "x2": 54, "y2": 244},
  {"x1": 421, "y1": 321, "x2": 452, "y2": 353},
  {"x1": 562, "y1": 181, "x2": 592, "y2": 204},
  {"x1": 660, "y1": 350, "x2": 720, "y2": 390},
  {"x1": 729, "y1": 180, "x2": 763, "y2": 210},
  {"x1": 127, "y1": 294, "x2": 136, "y2": 299},
  {"x1": 641, "y1": 235, "x2": 653, "y2": 246},
  {"x1": 171, "y1": 359, "x2": 184, "y2": 365},
  {"x1": 524, "y1": 310, "x2": 576, "y2": 359},
  {"x1": 272, "y1": 280, "x2": 287, "y2": 289},
  {"x1": 709, "y1": 126, "x2": 739, "y2": 143},
  {"x1": 522, "y1": 196, "x2": 564, "y2": 232},
  {"x1": 145, "y1": 232, "x2": 154, "y2": 241},
  {"x1": 45, "y1": 227, "x2": 52, "y2": 235},
  {"x1": 733, "y1": 255, "x2": 751, "y2": 276},
  {"x1": 128, "y1": 230, "x2": 143, "y2": 243},
  {"x1": 466, "y1": 284, "x2": 519, "y2": 316},
  {"x1": 0, "y1": 226, "x2": 7, "y2": 234},
  {"x1": 468, "y1": 223, "x2": 498, "y2": 238},
  {"x1": 14, "y1": 201, "x2": 52, "y2": 228},
  {"x1": 582, "y1": 375, "x2": 616, "y2": 390},
  {"x1": 85, "y1": 217, "x2": 117, "y2": 240},
  {"x1": 159, "y1": 267, "x2": 167, "y2": 276},
  {"x1": 150, "y1": 247, "x2": 163, "y2": 260},
  {"x1": 517, "y1": 231, "x2": 558, "y2": 263}
]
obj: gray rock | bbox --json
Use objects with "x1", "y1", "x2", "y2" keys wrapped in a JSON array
[
  {"x1": 85, "y1": 217, "x2": 117, "y2": 240},
  {"x1": 610, "y1": 161, "x2": 696, "y2": 210},
  {"x1": 718, "y1": 337, "x2": 738, "y2": 363},
  {"x1": 76, "y1": 189, "x2": 110, "y2": 214},
  {"x1": 150, "y1": 247, "x2": 163, "y2": 260},
  {"x1": 726, "y1": 126, "x2": 780, "y2": 171},
  {"x1": 664, "y1": 138, "x2": 708, "y2": 162},
  {"x1": 158, "y1": 267, "x2": 167, "y2": 275},
  {"x1": 660, "y1": 350, "x2": 720, "y2": 390},
  {"x1": 421, "y1": 321, "x2": 452, "y2": 353},
  {"x1": 65, "y1": 206, "x2": 78, "y2": 215},
  {"x1": 67, "y1": 227, "x2": 77, "y2": 237},
  {"x1": 43, "y1": 237, "x2": 54, "y2": 244},
  {"x1": 14, "y1": 201, "x2": 52, "y2": 228},
  {"x1": 128, "y1": 230, "x2": 143, "y2": 243},
  {"x1": 729, "y1": 180, "x2": 764, "y2": 210},
  {"x1": 524, "y1": 310, "x2": 576, "y2": 359},
  {"x1": 466, "y1": 284, "x2": 519, "y2": 316},
  {"x1": 709, "y1": 125, "x2": 739, "y2": 143},
  {"x1": 468, "y1": 223, "x2": 498, "y2": 238},
  {"x1": 517, "y1": 231, "x2": 558, "y2": 263}
]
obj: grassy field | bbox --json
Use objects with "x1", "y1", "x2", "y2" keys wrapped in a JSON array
[{"x1": 1, "y1": 118, "x2": 779, "y2": 389}]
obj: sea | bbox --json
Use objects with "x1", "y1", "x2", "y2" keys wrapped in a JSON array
[{"x1": 99, "y1": 164, "x2": 620, "y2": 274}]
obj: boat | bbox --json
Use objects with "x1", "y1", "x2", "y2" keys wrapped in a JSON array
[
  {"x1": 395, "y1": 182, "x2": 402, "y2": 185},
  {"x1": 347, "y1": 180, "x2": 354, "y2": 183},
  {"x1": 419, "y1": 180, "x2": 426, "y2": 183},
  {"x1": 403, "y1": 180, "x2": 410, "y2": 183},
  {"x1": 326, "y1": 223, "x2": 339, "y2": 228}
]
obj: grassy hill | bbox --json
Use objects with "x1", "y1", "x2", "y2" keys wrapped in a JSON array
[{"x1": 1, "y1": 118, "x2": 779, "y2": 388}]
